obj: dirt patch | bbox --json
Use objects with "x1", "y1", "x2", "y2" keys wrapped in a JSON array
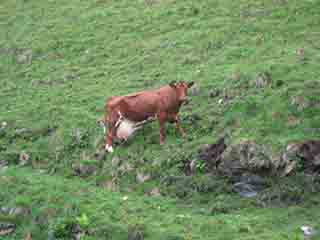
[
  {"x1": 298, "y1": 140, "x2": 320, "y2": 173},
  {"x1": 198, "y1": 138, "x2": 320, "y2": 178},
  {"x1": 198, "y1": 137, "x2": 227, "y2": 171}
]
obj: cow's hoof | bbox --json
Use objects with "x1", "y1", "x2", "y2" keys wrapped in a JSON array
[{"x1": 105, "y1": 145, "x2": 114, "y2": 153}]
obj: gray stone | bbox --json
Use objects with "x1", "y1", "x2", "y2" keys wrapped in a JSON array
[
  {"x1": 149, "y1": 187, "x2": 161, "y2": 197},
  {"x1": 136, "y1": 172, "x2": 151, "y2": 183},
  {"x1": 128, "y1": 225, "x2": 144, "y2": 240},
  {"x1": 218, "y1": 141, "x2": 273, "y2": 177},
  {"x1": 0, "y1": 223, "x2": 16, "y2": 236},
  {"x1": 19, "y1": 151, "x2": 30, "y2": 166},
  {"x1": 189, "y1": 83, "x2": 200, "y2": 96},
  {"x1": 189, "y1": 159, "x2": 197, "y2": 173},
  {"x1": 209, "y1": 89, "x2": 221, "y2": 98},
  {"x1": 279, "y1": 140, "x2": 320, "y2": 174},
  {"x1": 290, "y1": 96, "x2": 311, "y2": 111},
  {"x1": 0, "y1": 160, "x2": 8, "y2": 170},
  {"x1": 301, "y1": 226, "x2": 318, "y2": 239},
  {"x1": 72, "y1": 163, "x2": 97, "y2": 177},
  {"x1": 11, "y1": 207, "x2": 31, "y2": 217},
  {"x1": 255, "y1": 72, "x2": 272, "y2": 88},
  {"x1": 16, "y1": 49, "x2": 33, "y2": 64},
  {"x1": 233, "y1": 182, "x2": 258, "y2": 198}
]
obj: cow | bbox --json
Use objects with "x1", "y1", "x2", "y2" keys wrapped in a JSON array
[{"x1": 103, "y1": 81, "x2": 194, "y2": 152}]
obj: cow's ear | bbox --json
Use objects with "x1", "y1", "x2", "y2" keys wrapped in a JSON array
[
  {"x1": 188, "y1": 81, "x2": 195, "y2": 88},
  {"x1": 169, "y1": 81, "x2": 176, "y2": 88}
]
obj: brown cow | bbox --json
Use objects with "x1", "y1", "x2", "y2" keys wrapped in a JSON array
[{"x1": 103, "y1": 81, "x2": 194, "y2": 152}]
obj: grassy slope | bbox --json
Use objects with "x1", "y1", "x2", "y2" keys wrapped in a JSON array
[
  {"x1": 1, "y1": 167, "x2": 320, "y2": 240},
  {"x1": 1, "y1": 0, "x2": 320, "y2": 239}
]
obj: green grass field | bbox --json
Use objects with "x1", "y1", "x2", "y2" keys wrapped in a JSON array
[{"x1": 1, "y1": 0, "x2": 320, "y2": 239}]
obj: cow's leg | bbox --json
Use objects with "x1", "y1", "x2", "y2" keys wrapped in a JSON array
[
  {"x1": 105, "y1": 109, "x2": 120, "y2": 153},
  {"x1": 106, "y1": 129, "x2": 115, "y2": 153},
  {"x1": 158, "y1": 112, "x2": 167, "y2": 145},
  {"x1": 173, "y1": 114, "x2": 186, "y2": 137}
]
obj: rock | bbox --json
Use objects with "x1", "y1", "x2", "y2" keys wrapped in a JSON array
[
  {"x1": 218, "y1": 141, "x2": 273, "y2": 177},
  {"x1": 149, "y1": 187, "x2": 161, "y2": 197},
  {"x1": 198, "y1": 139, "x2": 320, "y2": 178},
  {"x1": 233, "y1": 173, "x2": 267, "y2": 198},
  {"x1": 254, "y1": 72, "x2": 272, "y2": 88},
  {"x1": 1, "y1": 121, "x2": 7, "y2": 128},
  {"x1": 0, "y1": 223, "x2": 16, "y2": 236},
  {"x1": 19, "y1": 151, "x2": 30, "y2": 166},
  {"x1": 198, "y1": 137, "x2": 227, "y2": 170},
  {"x1": 128, "y1": 225, "x2": 145, "y2": 240},
  {"x1": 296, "y1": 48, "x2": 307, "y2": 63},
  {"x1": 72, "y1": 163, "x2": 97, "y2": 177},
  {"x1": 136, "y1": 172, "x2": 151, "y2": 183},
  {"x1": 287, "y1": 116, "x2": 301, "y2": 127},
  {"x1": 0, "y1": 206, "x2": 31, "y2": 218},
  {"x1": 277, "y1": 143, "x2": 301, "y2": 176},
  {"x1": 0, "y1": 160, "x2": 8, "y2": 170},
  {"x1": 279, "y1": 140, "x2": 320, "y2": 174},
  {"x1": 221, "y1": 89, "x2": 239, "y2": 102},
  {"x1": 15, "y1": 128, "x2": 30, "y2": 136},
  {"x1": 298, "y1": 140, "x2": 320, "y2": 172},
  {"x1": 238, "y1": 173, "x2": 266, "y2": 187},
  {"x1": 290, "y1": 95, "x2": 311, "y2": 111},
  {"x1": 189, "y1": 159, "x2": 197, "y2": 174},
  {"x1": 209, "y1": 89, "x2": 221, "y2": 98},
  {"x1": 71, "y1": 128, "x2": 88, "y2": 146},
  {"x1": 233, "y1": 182, "x2": 258, "y2": 198},
  {"x1": 11, "y1": 207, "x2": 31, "y2": 217},
  {"x1": 301, "y1": 226, "x2": 318, "y2": 239},
  {"x1": 189, "y1": 83, "x2": 200, "y2": 96},
  {"x1": 16, "y1": 49, "x2": 33, "y2": 64},
  {"x1": 72, "y1": 224, "x2": 84, "y2": 240},
  {"x1": 0, "y1": 207, "x2": 10, "y2": 214}
]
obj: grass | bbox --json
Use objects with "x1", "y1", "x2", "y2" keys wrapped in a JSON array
[
  {"x1": 1, "y1": 167, "x2": 320, "y2": 240},
  {"x1": 0, "y1": 0, "x2": 320, "y2": 239}
]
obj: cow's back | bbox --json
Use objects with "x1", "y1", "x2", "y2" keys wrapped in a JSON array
[
  {"x1": 119, "y1": 92, "x2": 161, "y2": 121},
  {"x1": 106, "y1": 85, "x2": 180, "y2": 122}
]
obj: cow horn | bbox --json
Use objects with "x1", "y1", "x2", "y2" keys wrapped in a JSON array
[
  {"x1": 188, "y1": 81, "x2": 194, "y2": 88},
  {"x1": 169, "y1": 81, "x2": 176, "y2": 88}
]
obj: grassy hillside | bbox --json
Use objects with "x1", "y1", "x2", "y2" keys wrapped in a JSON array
[
  {"x1": 1, "y1": 0, "x2": 320, "y2": 239},
  {"x1": 1, "y1": 167, "x2": 320, "y2": 240}
]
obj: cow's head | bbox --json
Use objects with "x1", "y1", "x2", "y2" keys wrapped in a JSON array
[{"x1": 169, "y1": 81, "x2": 194, "y2": 103}]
